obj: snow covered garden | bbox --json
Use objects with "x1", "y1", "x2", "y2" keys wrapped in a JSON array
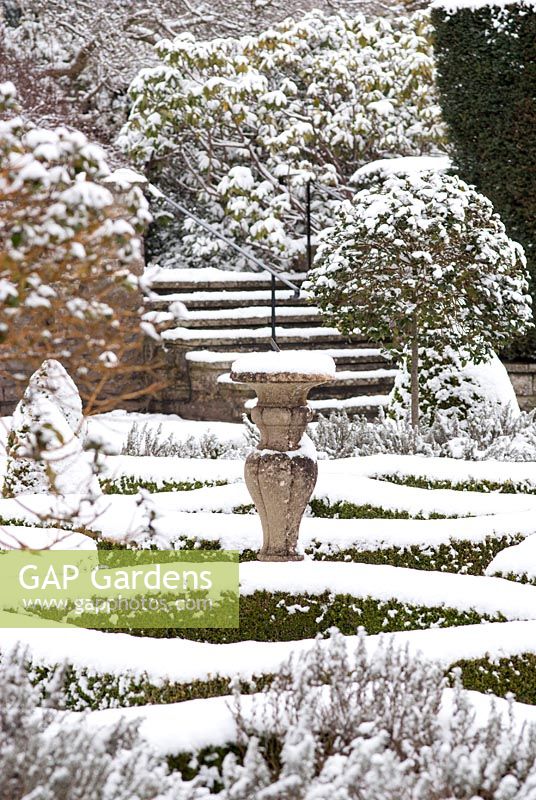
[{"x1": 2, "y1": 0, "x2": 536, "y2": 797}]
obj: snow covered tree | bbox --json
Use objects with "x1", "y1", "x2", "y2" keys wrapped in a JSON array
[
  {"x1": 3, "y1": 360, "x2": 102, "y2": 498},
  {"x1": 120, "y1": 10, "x2": 446, "y2": 269},
  {"x1": 306, "y1": 171, "x2": 533, "y2": 426},
  {"x1": 0, "y1": 83, "x2": 166, "y2": 414}
]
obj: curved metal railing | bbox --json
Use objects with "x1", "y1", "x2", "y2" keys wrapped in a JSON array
[{"x1": 148, "y1": 183, "x2": 303, "y2": 351}]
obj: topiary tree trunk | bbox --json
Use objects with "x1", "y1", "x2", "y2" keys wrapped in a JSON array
[{"x1": 411, "y1": 312, "x2": 420, "y2": 427}]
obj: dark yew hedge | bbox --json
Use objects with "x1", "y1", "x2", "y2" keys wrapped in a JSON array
[{"x1": 431, "y1": 1, "x2": 536, "y2": 359}]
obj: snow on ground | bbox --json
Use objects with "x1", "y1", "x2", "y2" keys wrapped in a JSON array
[
  {"x1": 3, "y1": 410, "x2": 536, "y2": 765},
  {"x1": 0, "y1": 413, "x2": 245, "y2": 458},
  {"x1": 3, "y1": 618, "x2": 536, "y2": 688},
  {"x1": 2, "y1": 451, "x2": 536, "y2": 546},
  {"x1": 87, "y1": 508, "x2": 536, "y2": 553},
  {"x1": 0, "y1": 526, "x2": 96, "y2": 550},
  {"x1": 52, "y1": 686, "x2": 536, "y2": 757},
  {"x1": 95, "y1": 452, "x2": 536, "y2": 488},
  {"x1": 103, "y1": 455, "x2": 244, "y2": 485},
  {"x1": 1, "y1": 475, "x2": 535, "y2": 543},
  {"x1": 486, "y1": 534, "x2": 536, "y2": 580}
]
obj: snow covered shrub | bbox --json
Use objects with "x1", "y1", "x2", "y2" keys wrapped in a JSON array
[
  {"x1": 224, "y1": 631, "x2": 536, "y2": 799},
  {"x1": 3, "y1": 360, "x2": 102, "y2": 497},
  {"x1": 0, "y1": 85, "x2": 163, "y2": 413},
  {"x1": 389, "y1": 349, "x2": 520, "y2": 427},
  {"x1": 312, "y1": 409, "x2": 440, "y2": 459},
  {"x1": 1, "y1": 0, "x2": 408, "y2": 139},
  {"x1": 0, "y1": 647, "x2": 193, "y2": 800},
  {"x1": 122, "y1": 421, "x2": 251, "y2": 459},
  {"x1": 306, "y1": 170, "x2": 533, "y2": 426},
  {"x1": 120, "y1": 10, "x2": 446, "y2": 269},
  {"x1": 312, "y1": 405, "x2": 536, "y2": 461},
  {"x1": 432, "y1": 1, "x2": 536, "y2": 360}
]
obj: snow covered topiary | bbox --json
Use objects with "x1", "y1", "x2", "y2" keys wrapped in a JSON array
[
  {"x1": 223, "y1": 631, "x2": 536, "y2": 799},
  {"x1": 120, "y1": 10, "x2": 446, "y2": 269},
  {"x1": 3, "y1": 361, "x2": 101, "y2": 497},
  {"x1": 306, "y1": 170, "x2": 533, "y2": 426}
]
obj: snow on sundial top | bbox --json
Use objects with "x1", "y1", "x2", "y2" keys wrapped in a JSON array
[{"x1": 231, "y1": 350, "x2": 336, "y2": 382}]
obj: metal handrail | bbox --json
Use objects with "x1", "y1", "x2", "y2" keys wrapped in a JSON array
[{"x1": 148, "y1": 184, "x2": 302, "y2": 351}]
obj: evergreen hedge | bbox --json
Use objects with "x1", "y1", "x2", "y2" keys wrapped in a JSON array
[
  {"x1": 431, "y1": 1, "x2": 536, "y2": 358},
  {"x1": 108, "y1": 592, "x2": 501, "y2": 643},
  {"x1": 28, "y1": 649, "x2": 536, "y2": 714}
]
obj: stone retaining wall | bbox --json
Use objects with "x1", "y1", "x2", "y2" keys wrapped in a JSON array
[{"x1": 505, "y1": 363, "x2": 536, "y2": 412}]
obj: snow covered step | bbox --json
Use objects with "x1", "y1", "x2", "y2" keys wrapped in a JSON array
[
  {"x1": 321, "y1": 367, "x2": 396, "y2": 388},
  {"x1": 186, "y1": 347, "x2": 391, "y2": 371},
  {"x1": 162, "y1": 325, "x2": 366, "y2": 348},
  {"x1": 146, "y1": 266, "x2": 307, "y2": 293},
  {"x1": 170, "y1": 305, "x2": 322, "y2": 329},
  {"x1": 244, "y1": 393, "x2": 389, "y2": 419},
  {"x1": 307, "y1": 394, "x2": 390, "y2": 415},
  {"x1": 145, "y1": 289, "x2": 312, "y2": 310}
]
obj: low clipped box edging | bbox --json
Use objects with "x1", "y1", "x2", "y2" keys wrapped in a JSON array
[
  {"x1": 103, "y1": 591, "x2": 504, "y2": 644},
  {"x1": 23, "y1": 645, "x2": 536, "y2": 714},
  {"x1": 164, "y1": 530, "x2": 524, "y2": 577}
]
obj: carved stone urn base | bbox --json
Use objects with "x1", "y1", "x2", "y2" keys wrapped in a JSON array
[
  {"x1": 245, "y1": 449, "x2": 317, "y2": 561},
  {"x1": 230, "y1": 353, "x2": 335, "y2": 562}
]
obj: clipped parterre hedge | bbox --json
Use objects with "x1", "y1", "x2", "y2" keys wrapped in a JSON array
[
  {"x1": 107, "y1": 591, "x2": 502, "y2": 643},
  {"x1": 25, "y1": 648, "x2": 536, "y2": 716}
]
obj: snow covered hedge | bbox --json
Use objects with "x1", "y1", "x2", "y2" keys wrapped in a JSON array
[
  {"x1": 120, "y1": 10, "x2": 446, "y2": 269},
  {"x1": 431, "y1": 0, "x2": 536, "y2": 359}
]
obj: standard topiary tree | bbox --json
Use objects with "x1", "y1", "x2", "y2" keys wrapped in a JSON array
[
  {"x1": 306, "y1": 171, "x2": 532, "y2": 426},
  {"x1": 431, "y1": 0, "x2": 536, "y2": 358}
]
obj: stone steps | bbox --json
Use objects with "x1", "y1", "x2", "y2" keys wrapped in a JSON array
[
  {"x1": 166, "y1": 305, "x2": 322, "y2": 329},
  {"x1": 145, "y1": 266, "x2": 395, "y2": 421},
  {"x1": 161, "y1": 325, "x2": 367, "y2": 349},
  {"x1": 145, "y1": 289, "x2": 312, "y2": 310},
  {"x1": 185, "y1": 347, "x2": 391, "y2": 372},
  {"x1": 147, "y1": 267, "x2": 306, "y2": 293}
]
